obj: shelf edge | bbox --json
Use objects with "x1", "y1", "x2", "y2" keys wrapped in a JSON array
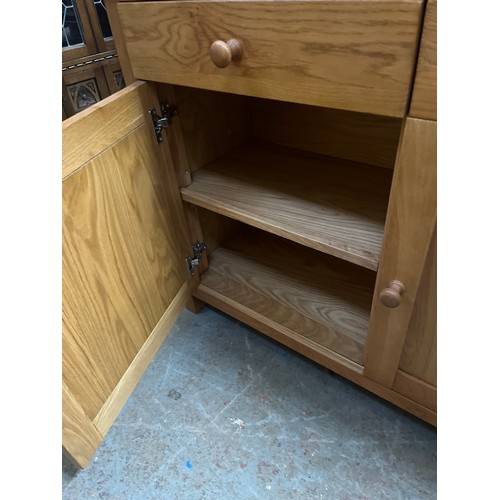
[{"x1": 181, "y1": 190, "x2": 380, "y2": 272}]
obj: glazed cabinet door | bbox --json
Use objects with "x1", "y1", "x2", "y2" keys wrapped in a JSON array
[
  {"x1": 62, "y1": 81, "x2": 192, "y2": 468},
  {"x1": 363, "y1": 118, "x2": 437, "y2": 401}
]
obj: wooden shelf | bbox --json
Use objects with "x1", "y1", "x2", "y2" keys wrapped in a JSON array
[
  {"x1": 181, "y1": 144, "x2": 393, "y2": 271},
  {"x1": 195, "y1": 228, "x2": 376, "y2": 365}
]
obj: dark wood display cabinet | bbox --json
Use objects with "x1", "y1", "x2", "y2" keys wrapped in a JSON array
[{"x1": 62, "y1": 0, "x2": 125, "y2": 119}]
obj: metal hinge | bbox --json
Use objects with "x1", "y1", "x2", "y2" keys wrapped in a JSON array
[
  {"x1": 149, "y1": 102, "x2": 178, "y2": 144},
  {"x1": 186, "y1": 241, "x2": 208, "y2": 277}
]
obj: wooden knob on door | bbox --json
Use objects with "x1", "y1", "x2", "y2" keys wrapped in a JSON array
[
  {"x1": 380, "y1": 280, "x2": 406, "y2": 308},
  {"x1": 209, "y1": 39, "x2": 242, "y2": 68}
]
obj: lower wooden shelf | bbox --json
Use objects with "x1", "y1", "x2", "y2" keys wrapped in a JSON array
[{"x1": 195, "y1": 228, "x2": 376, "y2": 365}]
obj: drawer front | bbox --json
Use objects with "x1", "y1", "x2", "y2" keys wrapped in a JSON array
[{"x1": 118, "y1": 0, "x2": 424, "y2": 117}]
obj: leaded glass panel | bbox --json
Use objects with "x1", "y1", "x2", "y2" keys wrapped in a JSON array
[
  {"x1": 94, "y1": 0, "x2": 112, "y2": 39},
  {"x1": 62, "y1": 0, "x2": 84, "y2": 48}
]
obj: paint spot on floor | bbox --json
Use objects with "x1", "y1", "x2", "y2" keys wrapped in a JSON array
[
  {"x1": 228, "y1": 417, "x2": 245, "y2": 430},
  {"x1": 186, "y1": 460, "x2": 192, "y2": 469},
  {"x1": 168, "y1": 389, "x2": 181, "y2": 400}
]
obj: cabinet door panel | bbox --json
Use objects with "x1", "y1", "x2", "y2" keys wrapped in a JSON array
[
  {"x1": 390, "y1": 223, "x2": 437, "y2": 410},
  {"x1": 363, "y1": 118, "x2": 436, "y2": 387},
  {"x1": 62, "y1": 382, "x2": 103, "y2": 468},
  {"x1": 62, "y1": 81, "x2": 191, "y2": 467},
  {"x1": 398, "y1": 227, "x2": 437, "y2": 386}
]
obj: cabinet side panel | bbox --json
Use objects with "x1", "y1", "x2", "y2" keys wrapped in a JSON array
[
  {"x1": 162, "y1": 85, "x2": 253, "y2": 175},
  {"x1": 399, "y1": 227, "x2": 437, "y2": 386},
  {"x1": 409, "y1": 0, "x2": 437, "y2": 120},
  {"x1": 63, "y1": 122, "x2": 186, "y2": 421},
  {"x1": 106, "y1": 0, "x2": 136, "y2": 85}
]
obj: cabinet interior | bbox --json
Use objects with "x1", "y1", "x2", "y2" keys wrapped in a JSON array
[
  {"x1": 196, "y1": 211, "x2": 376, "y2": 365},
  {"x1": 156, "y1": 83, "x2": 403, "y2": 364}
]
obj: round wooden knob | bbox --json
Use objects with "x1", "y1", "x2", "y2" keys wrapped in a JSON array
[
  {"x1": 209, "y1": 39, "x2": 242, "y2": 68},
  {"x1": 380, "y1": 280, "x2": 406, "y2": 308}
]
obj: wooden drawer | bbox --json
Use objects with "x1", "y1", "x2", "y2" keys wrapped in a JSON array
[{"x1": 117, "y1": 0, "x2": 424, "y2": 117}]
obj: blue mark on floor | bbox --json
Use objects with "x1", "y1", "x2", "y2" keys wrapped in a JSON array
[{"x1": 186, "y1": 460, "x2": 192, "y2": 469}]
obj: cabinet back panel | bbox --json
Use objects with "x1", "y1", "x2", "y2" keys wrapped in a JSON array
[
  {"x1": 160, "y1": 85, "x2": 402, "y2": 175},
  {"x1": 251, "y1": 99, "x2": 402, "y2": 169}
]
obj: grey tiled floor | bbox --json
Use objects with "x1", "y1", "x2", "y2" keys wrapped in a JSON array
[{"x1": 63, "y1": 306, "x2": 437, "y2": 499}]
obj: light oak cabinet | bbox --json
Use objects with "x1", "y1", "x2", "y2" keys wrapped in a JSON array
[{"x1": 63, "y1": 0, "x2": 437, "y2": 468}]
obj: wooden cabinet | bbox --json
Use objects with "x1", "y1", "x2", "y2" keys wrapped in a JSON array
[{"x1": 63, "y1": 0, "x2": 437, "y2": 468}]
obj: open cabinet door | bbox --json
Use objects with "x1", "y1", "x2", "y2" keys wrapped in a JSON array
[{"x1": 62, "y1": 81, "x2": 192, "y2": 468}]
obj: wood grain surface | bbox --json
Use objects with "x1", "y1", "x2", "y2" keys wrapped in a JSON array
[
  {"x1": 181, "y1": 143, "x2": 393, "y2": 270},
  {"x1": 118, "y1": 0, "x2": 424, "y2": 116},
  {"x1": 197, "y1": 207, "x2": 242, "y2": 257},
  {"x1": 62, "y1": 82, "x2": 144, "y2": 179},
  {"x1": 106, "y1": 0, "x2": 136, "y2": 85},
  {"x1": 398, "y1": 226, "x2": 437, "y2": 386},
  {"x1": 363, "y1": 118, "x2": 436, "y2": 387},
  {"x1": 169, "y1": 85, "x2": 252, "y2": 174},
  {"x1": 410, "y1": 0, "x2": 437, "y2": 119},
  {"x1": 63, "y1": 382, "x2": 103, "y2": 468},
  {"x1": 63, "y1": 83, "x2": 188, "y2": 425},
  {"x1": 251, "y1": 99, "x2": 402, "y2": 169},
  {"x1": 393, "y1": 370, "x2": 436, "y2": 412},
  {"x1": 199, "y1": 228, "x2": 376, "y2": 364},
  {"x1": 93, "y1": 283, "x2": 191, "y2": 435}
]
